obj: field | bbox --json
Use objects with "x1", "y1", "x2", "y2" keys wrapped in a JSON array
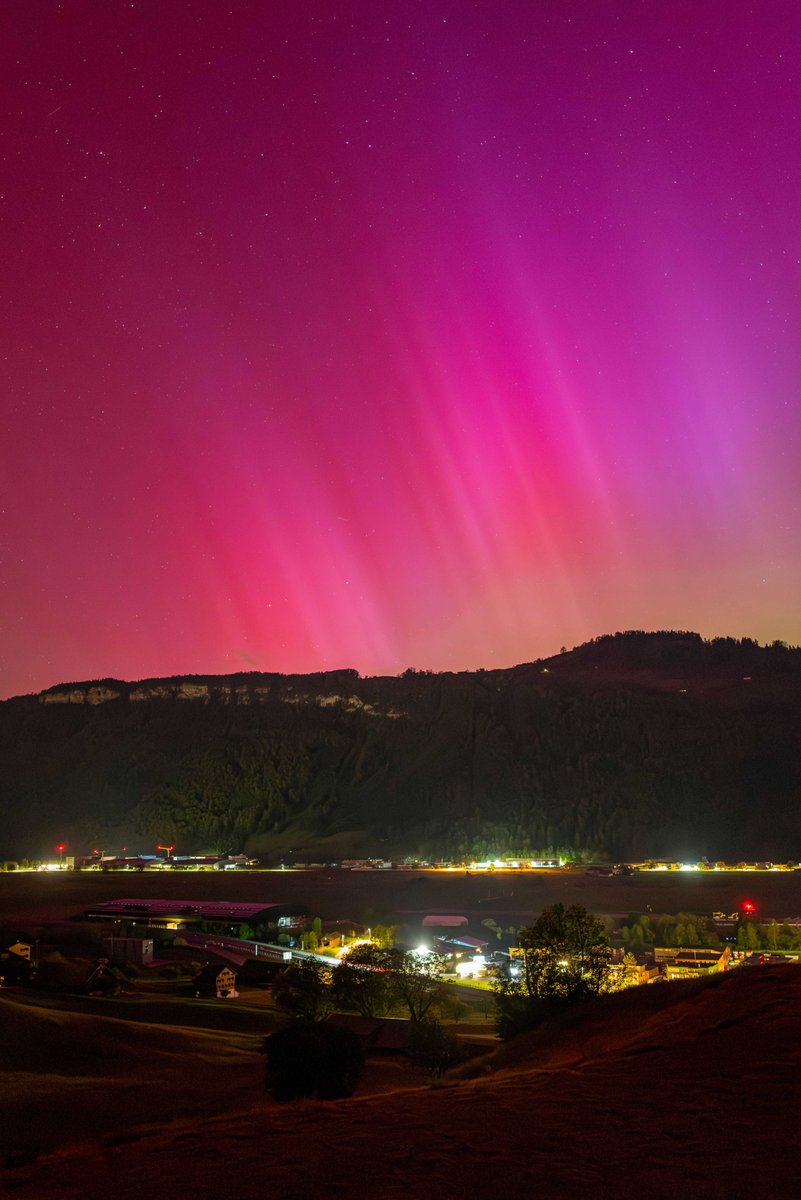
[{"x1": 2, "y1": 867, "x2": 801, "y2": 937}]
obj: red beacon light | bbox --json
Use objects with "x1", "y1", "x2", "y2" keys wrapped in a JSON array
[{"x1": 741, "y1": 900, "x2": 756, "y2": 914}]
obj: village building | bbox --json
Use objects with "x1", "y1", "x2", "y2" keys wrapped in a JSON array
[
  {"x1": 84, "y1": 898, "x2": 309, "y2": 935},
  {"x1": 654, "y1": 945, "x2": 731, "y2": 979},
  {"x1": 101, "y1": 936, "x2": 154, "y2": 966},
  {"x1": 433, "y1": 933, "x2": 490, "y2": 957},
  {"x1": 193, "y1": 963, "x2": 239, "y2": 999},
  {"x1": 0, "y1": 942, "x2": 32, "y2": 986}
]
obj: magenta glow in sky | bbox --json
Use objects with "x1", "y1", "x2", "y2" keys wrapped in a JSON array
[{"x1": 2, "y1": 1, "x2": 800, "y2": 698}]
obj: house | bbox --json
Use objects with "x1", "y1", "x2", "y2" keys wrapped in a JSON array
[
  {"x1": 655, "y1": 945, "x2": 731, "y2": 979},
  {"x1": 434, "y1": 934, "x2": 490, "y2": 956},
  {"x1": 193, "y1": 963, "x2": 239, "y2": 999},
  {"x1": 0, "y1": 944, "x2": 32, "y2": 986},
  {"x1": 102, "y1": 937, "x2": 154, "y2": 966},
  {"x1": 631, "y1": 955, "x2": 661, "y2": 984},
  {"x1": 610, "y1": 953, "x2": 661, "y2": 987}
]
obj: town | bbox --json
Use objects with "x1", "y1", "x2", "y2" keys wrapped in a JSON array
[
  {"x1": 3, "y1": 847, "x2": 800, "y2": 1195},
  {"x1": 4, "y1": 847, "x2": 800, "y2": 874},
  {"x1": 3, "y1": 884, "x2": 799, "y2": 1001}
]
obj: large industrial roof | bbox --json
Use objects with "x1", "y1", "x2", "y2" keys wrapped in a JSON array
[
  {"x1": 84, "y1": 899, "x2": 304, "y2": 921},
  {"x1": 422, "y1": 914, "x2": 468, "y2": 927}
]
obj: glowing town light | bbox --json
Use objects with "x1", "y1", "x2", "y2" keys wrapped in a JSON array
[{"x1": 336, "y1": 938, "x2": 372, "y2": 958}]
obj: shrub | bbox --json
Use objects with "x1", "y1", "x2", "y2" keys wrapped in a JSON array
[
  {"x1": 261, "y1": 1022, "x2": 365, "y2": 1101},
  {"x1": 408, "y1": 1019, "x2": 466, "y2": 1077},
  {"x1": 271, "y1": 961, "x2": 334, "y2": 1021}
]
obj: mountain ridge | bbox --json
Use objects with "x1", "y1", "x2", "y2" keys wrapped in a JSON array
[{"x1": 2, "y1": 631, "x2": 800, "y2": 862}]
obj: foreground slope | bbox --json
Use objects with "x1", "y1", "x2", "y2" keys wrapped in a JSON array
[
  {"x1": 0, "y1": 994, "x2": 261, "y2": 1161},
  {"x1": 6, "y1": 965, "x2": 801, "y2": 1200},
  {"x1": 2, "y1": 631, "x2": 800, "y2": 860}
]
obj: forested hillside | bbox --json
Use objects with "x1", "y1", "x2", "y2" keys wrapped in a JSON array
[{"x1": 1, "y1": 632, "x2": 799, "y2": 861}]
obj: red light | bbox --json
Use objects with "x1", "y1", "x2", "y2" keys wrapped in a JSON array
[
  {"x1": 741, "y1": 900, "x2": 756, "y2": 913},
  {"x1": 56, "y1": 844, "x2": 66, "y2": 854}
]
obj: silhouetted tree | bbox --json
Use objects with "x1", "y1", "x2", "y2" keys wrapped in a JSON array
[
  {"x1": 408, "y1": 1018, "x2": 465, "y2": 1077},
  {"x1": 333, "y1": 944, "x2": 446, "y2": 1022},
  {"x1": 261, "y1": 1022, "x2": 364, "y2": 1100},
  {"x1": 494, "y1": 904, "x2": 611, "y2": 1039},
  {"x1": 271, "y1": 961, "x2": 333, "y2": 1021},
  {"x1": 331, "y1": 943, "x2": 395, "y2": 1017},
  {"x1": 382, "y1": 948, "x2": 446, "y2": 1023},
  {"x1": 517, "y1": 904, "x2": 611, "y2": 1001}
]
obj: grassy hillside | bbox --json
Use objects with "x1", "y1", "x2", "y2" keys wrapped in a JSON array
[
  {"x1": 0, "y1": 992, "x2": 261, "y2": 1162},
  {"x1": 5, "y1": 964, "x2": 800, "y2": 1199}
]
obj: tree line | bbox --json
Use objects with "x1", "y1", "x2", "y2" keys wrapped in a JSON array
[{"x1": 3, "y1": 630, "x2": 800, "y2": 860}]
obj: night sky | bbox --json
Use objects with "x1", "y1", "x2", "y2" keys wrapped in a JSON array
[{"x1": 2, "y1": 1, "x2": 800, "y2": 699}]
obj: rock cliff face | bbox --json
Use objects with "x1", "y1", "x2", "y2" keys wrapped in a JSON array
[
  {"x1": 41, "y1": 685, "x2": 122, "y2": 705},
  {"x1": 3, "y1": 633, "x2": 800, "y2": 861},
  {"x1": 38, "y1": 677, "x2": 404, "y2": 716}
]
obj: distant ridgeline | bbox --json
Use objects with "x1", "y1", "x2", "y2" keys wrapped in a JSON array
[{"x1": 1, "y1": 632, "x2": 799, "y2": 862}]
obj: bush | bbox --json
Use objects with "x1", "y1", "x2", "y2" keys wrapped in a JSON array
[
  {"x1": 271, "y1": 961, "x2": 334, "y2": 1021},
  {"x1": 408, "y1": 1019, "x2": 466, "y2": 1077},
  {"x1": 493, "y1": 991, "x2": 572, "y2": 1041},
  {"x1": 261, "y1": 1022, "x2": 365, "y2": 1101}
]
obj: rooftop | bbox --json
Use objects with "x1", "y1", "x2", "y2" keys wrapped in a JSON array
[{"x1": 84, "y1": 899, "x2": 305, "y2": 922}]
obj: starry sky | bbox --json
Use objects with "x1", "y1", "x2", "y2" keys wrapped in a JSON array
[{"x1": 2, "y1": 1, "x2": 801, "y2": 699}]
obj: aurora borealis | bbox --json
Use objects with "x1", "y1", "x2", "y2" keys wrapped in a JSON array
[{"x1": 2, "y1": 1, "x2": 800, "y2": 700}]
